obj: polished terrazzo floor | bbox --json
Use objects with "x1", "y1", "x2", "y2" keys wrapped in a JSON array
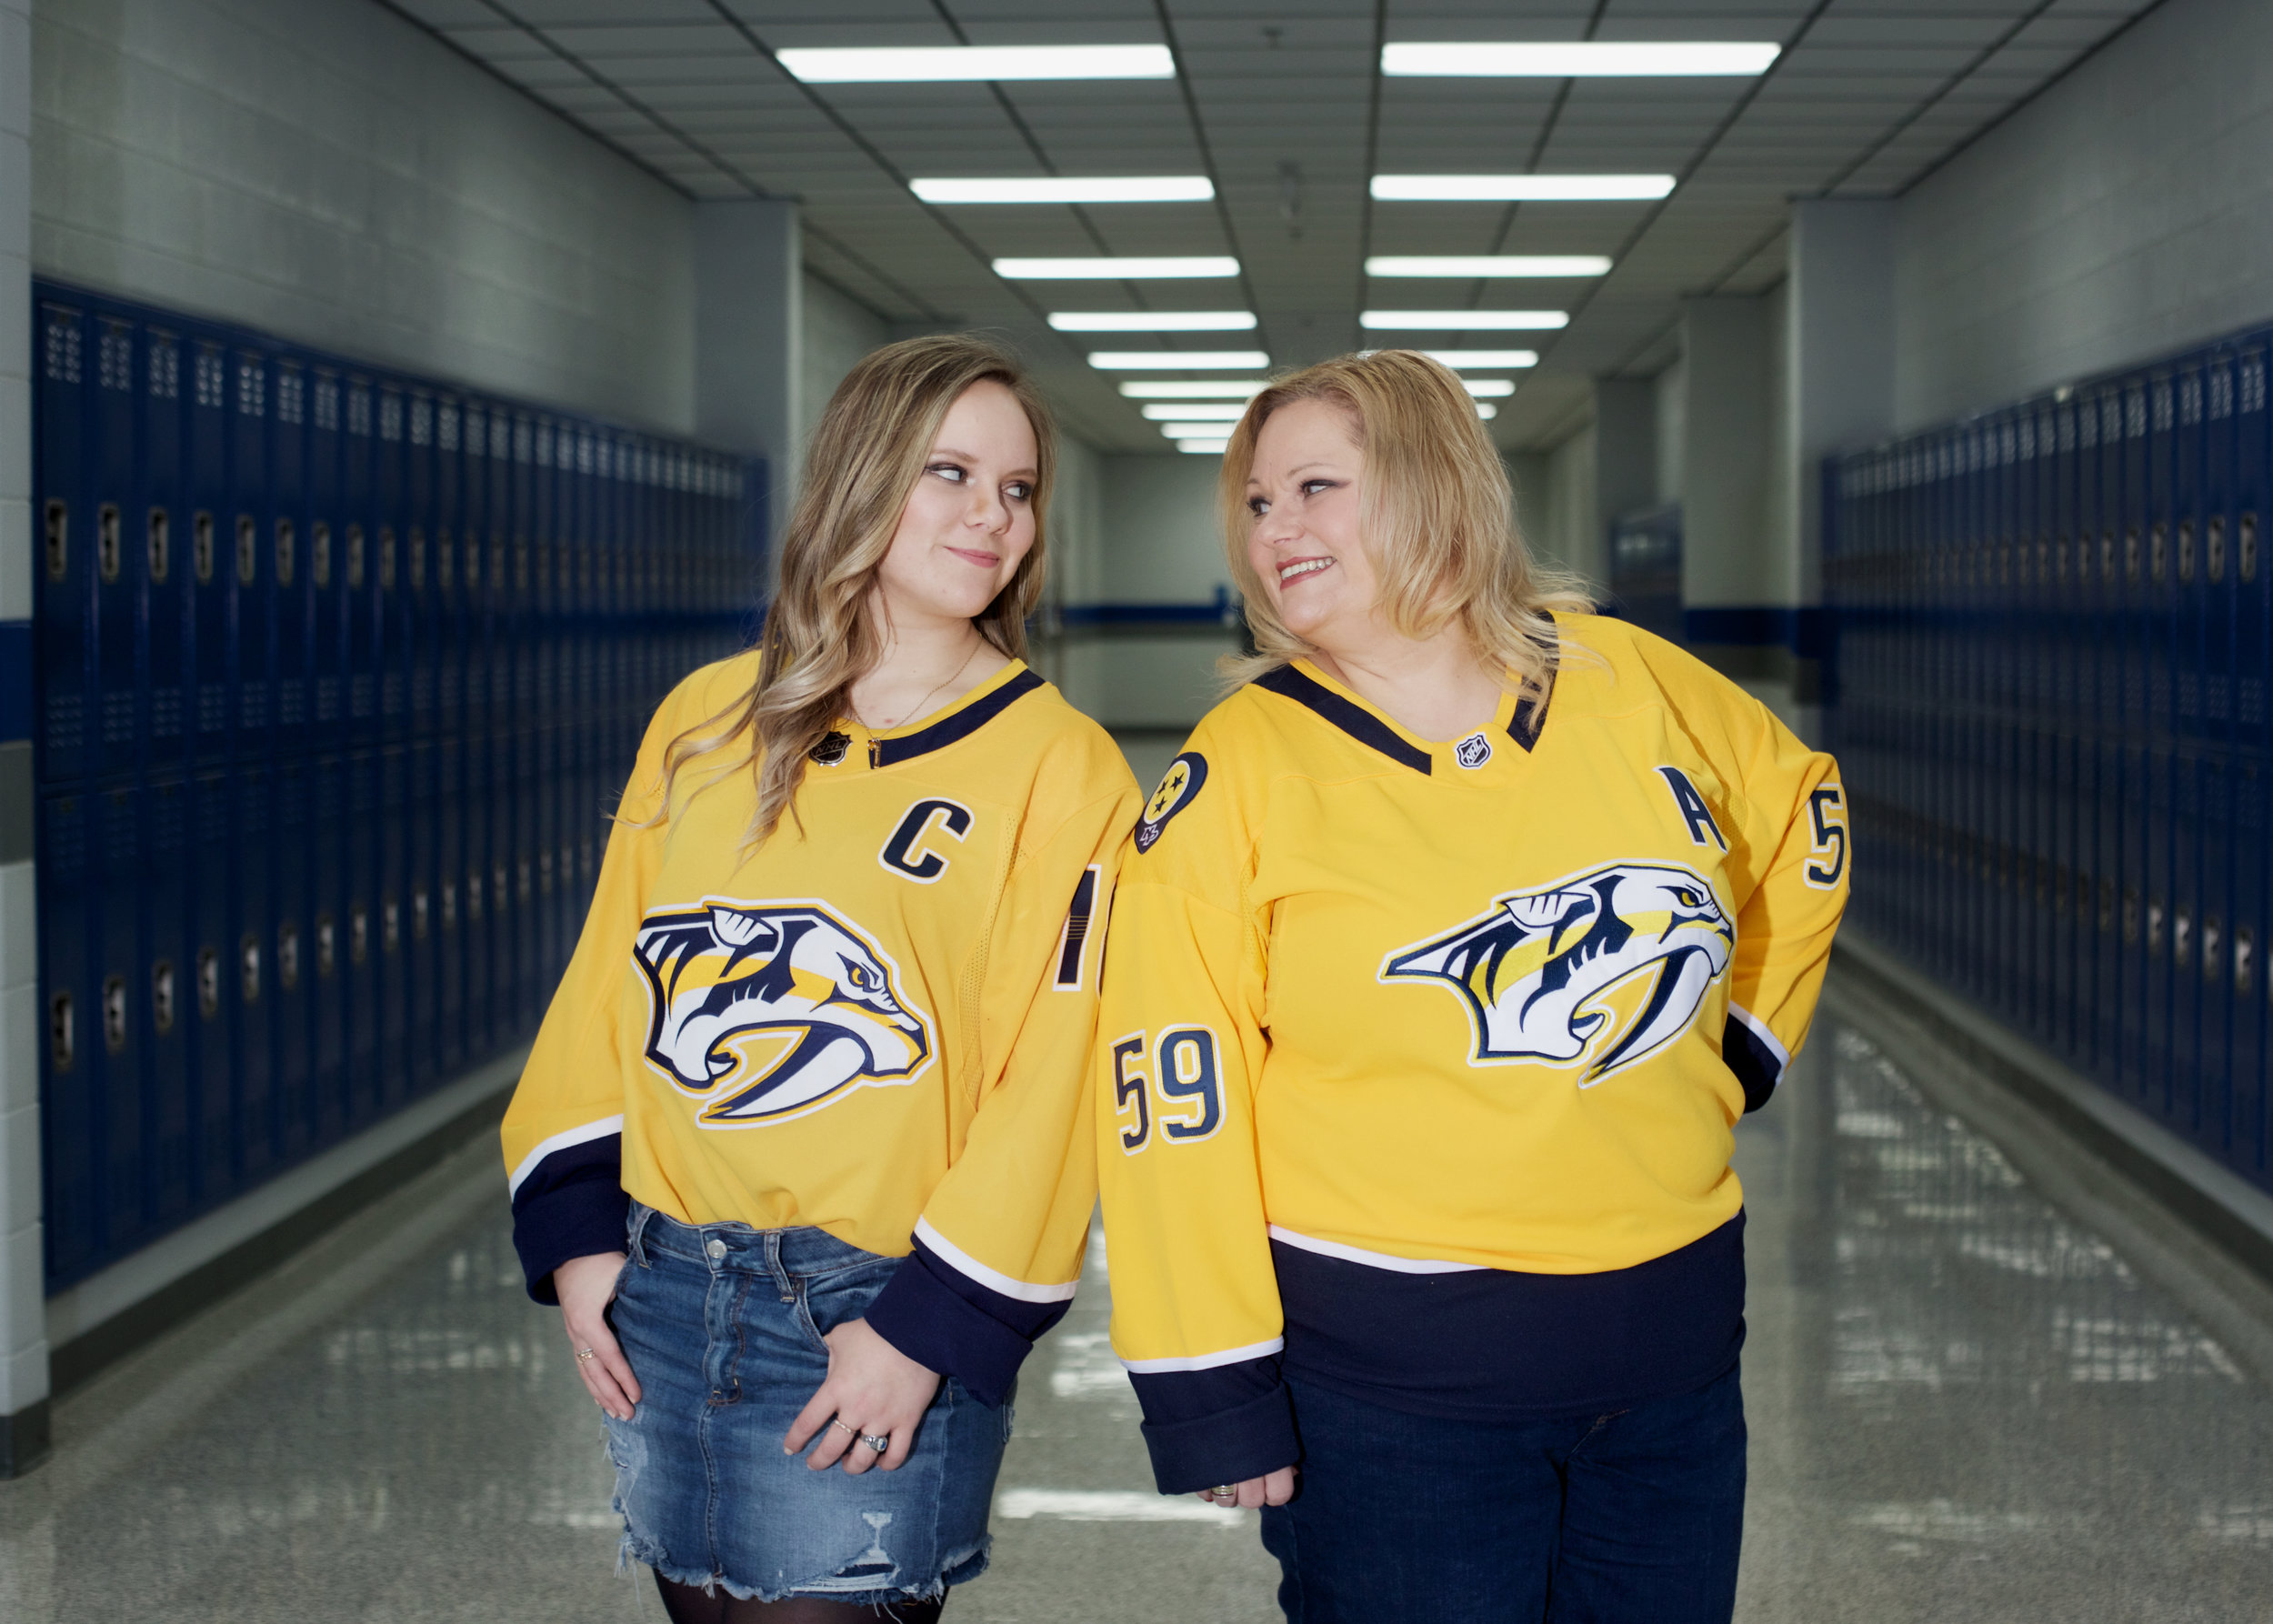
[{"x1": 4, "y1": 988, "x2": 2271, "y2": 1621}]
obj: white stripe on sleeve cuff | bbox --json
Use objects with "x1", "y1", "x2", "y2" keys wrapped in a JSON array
[
  {"x1": 1119, "y1": 1337, "x2": 1287, "y2": 1375},
  {"x1": 507, "y1": 1115, "x2": 625, "y2": 1198},
  {"x1": 1726, "y1": 1001, "x2": 1791, "y2": 1072},
  {"x1": 913, "y1": 1217, "x2": 1080, "y2": 1304}
]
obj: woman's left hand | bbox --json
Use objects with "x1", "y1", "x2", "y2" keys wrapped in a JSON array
[{"x1": 784, "y1": 1318, "x2": 943, "y2": 1474}]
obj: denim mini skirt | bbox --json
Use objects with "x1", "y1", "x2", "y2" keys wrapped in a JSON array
[{"x1": 602, "y1": 1202, "x2": 1012, "y2": 1607}]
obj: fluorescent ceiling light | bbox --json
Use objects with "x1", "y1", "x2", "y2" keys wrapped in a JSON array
[
  {"x1": 1118, "y1": 381, "x2": 1266, "y2": 398},
  {"x1": 1362, "y1": 311, "x2": 1568, "y2": 331},
  {"x1": 1463, "y1": 379, "x2": 1516, "y2": 397},
  {"x1": 1140, "y1": 403, "x2": 1247, "y2": 421},
  {"x1": 1089, "y1": 350, "x2": 1269, "y2": 369},
  {"x1": 1367, "y1": 256, "x2": 1611, "y2": 277},
  {"x1": 1157, "y1": 421, "x2": 1234, "y2": 438},
  {"x1": 1382, "y1": 42, "x2": 1779, "y2": 77},
  {"x1": 1422, "y1": 350, "x2": 1538, "y2": 368},
  {"x1": 1372, "y1": 175, "x2": 1674, "y2": 202},
  {"x1": 1475, "y1": 403, "x2": 1499, "y2": 419},
  {"x1": 913, "y1": 176, "x2": 1212, "y2": 205},
  {"x1": 1177, "y1": 439, "x2": 1230, "y2": 455},
  {"x1": 996, "y1": 256, "x2": 1240, "y2": 279},
  {"x1": 778, "y1": 45, "x2": 1175, "y2": 83},
  {"x1": 1049, "y1": 311, "x2": 1256, "y2": 333}
]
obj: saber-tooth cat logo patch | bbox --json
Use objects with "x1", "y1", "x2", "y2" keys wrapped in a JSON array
[
  {"x1": 1380, "y1": 862, "x2": 1734, "y2": 1083},
  {"x1": 634, "y1": 899, "x2": 935, "y2": 1125}
]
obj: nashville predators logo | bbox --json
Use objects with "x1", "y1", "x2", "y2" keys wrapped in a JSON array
[
  {"x1": 1380, "y1": 863, "x2": 1735, "y2": 1083},
  {"x1": 633, "y1": 899, "x2": 935, "y2": 1125}
]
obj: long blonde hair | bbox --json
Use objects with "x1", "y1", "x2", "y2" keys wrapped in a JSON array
[
  {"x1": 1218, "y1": 349, "x2": 1590, "y2": 699},
  {"x1": 641, "y1": 334, "x2": 1056, "y2": 847}
]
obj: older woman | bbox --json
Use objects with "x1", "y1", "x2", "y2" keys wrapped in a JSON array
[{"x1": 1095, "y1": 350, "x2": 1847, "y2": 1624}]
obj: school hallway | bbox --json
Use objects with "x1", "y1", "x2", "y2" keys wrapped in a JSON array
[{"x1": 5, "y1": 965, "x2": 2269, "y2": 1624}]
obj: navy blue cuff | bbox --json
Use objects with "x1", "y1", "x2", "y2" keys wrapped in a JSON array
[
  {"x1": 866, "y1": 1248, "x2": 1060, "y2": 1408},
  {"x1": 1723, "y1": 1013, "x2": 1785, "y2": 1113},
  {"x1": 512, "y1": 1178, "x2": 631, "y2": 1305},
  {"x1": 1136, "y1": 1382, "x2": 1300, "y2": 1494}
]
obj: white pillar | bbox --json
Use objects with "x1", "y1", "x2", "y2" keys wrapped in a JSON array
[
  {"x1": 694, "y1": 200, "x2": 802, "y2": 557},
  {"x1": 1679, "y1": 295, "x2": 1776, "y2": 673},
  {"x1": 0, "y1": 0, "x2": 49, "y2": 1478},
  {"x1": 1787, "y1": 199, "x2": 1896, "y2": 613}
]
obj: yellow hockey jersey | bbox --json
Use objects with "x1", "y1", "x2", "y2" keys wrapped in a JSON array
[
  {"x1": 1095, "y1": 615, "x2": 1847, "y2": 1489},
  {"x1": 504, "y1": 655, "x2": 1139, "y2": 1404}
]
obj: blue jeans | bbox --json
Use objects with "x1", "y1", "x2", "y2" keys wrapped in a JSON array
[
  {"x1": 1258, "y1": 1363, "x2": 1746, "y2": 1624},
  {"x1": 602, "y1": 1204, "x2": 1011, "y2": 1607}
]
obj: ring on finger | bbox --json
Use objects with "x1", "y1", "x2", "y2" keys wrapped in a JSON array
[
  {"x1": 831, "y1": 1418, "x2": 859, "y2": 1439},
  {"x1": 861, "y1": 1432, "x2": 890, "y2": 1454},
  {"x1": 575, "y1": 1347, "x2": 598, "y2": 1362}
]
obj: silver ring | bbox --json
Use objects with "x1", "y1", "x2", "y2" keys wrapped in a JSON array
[
  {"x1": 576, "y1": 1348, "x2": 597, "y2": 1362},
  {"x1": 831, "y1": 1418, "x2": 859, "y2": 1438},
  {"x1": 862, "y1": 1432, "x2": 891, "y2": 1454},
  {"x1": 1210, "y1": 1484, "x2": 1237, "y2": 1500}
]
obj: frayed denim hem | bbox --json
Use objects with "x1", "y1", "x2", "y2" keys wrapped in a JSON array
[{"x1": 616, "y1": 1531, "x2": 992, "y2": 1611}]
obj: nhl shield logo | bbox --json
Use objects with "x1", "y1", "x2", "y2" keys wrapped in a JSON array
[{"x1": 1454, "y1": 732, "x2": 1493, "y2": 769}]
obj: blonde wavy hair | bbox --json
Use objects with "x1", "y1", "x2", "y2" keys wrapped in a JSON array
[
  {"x1": 637, "y1": 334, "x2": 1056, "y2": 847},
  {"x1": 1218, "y1": 348, "x2": 1591, "y2": 700}
]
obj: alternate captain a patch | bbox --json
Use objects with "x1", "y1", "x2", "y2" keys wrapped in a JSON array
[
  {"x1": 634, "y1": 899, "x2": 936, "y2": 1126},
  {"x1": 1380, "y1": 862, "x2": 1735, "y2": 1083},
  {"x1": 1135, "y1": 752, "x2": 1208, "y2": 853}
]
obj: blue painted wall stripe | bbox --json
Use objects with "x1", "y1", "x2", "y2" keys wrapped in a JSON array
[{"x1": 0, "y1": 621, "x2": 27, "y2": 743}]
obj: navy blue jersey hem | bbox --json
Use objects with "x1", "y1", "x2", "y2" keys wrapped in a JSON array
[
  {"x1": 1273, "y1": 1212, "x2": 1747, "y2": 1422},
  {"x1": 865, "y1": 1244, "x2": 1062, "y2": 1408},
  {"x1": 513, "y1": 1178, "x2": 633, "y2": 1305},
  {"x1": 1138, "y1": 1382, "x2": 1300, "y2": 1494}
]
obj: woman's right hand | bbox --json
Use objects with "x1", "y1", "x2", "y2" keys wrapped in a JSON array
[
  {"x1": 556, "y1": 1251, "x2": 640, "y2": 1420},
  {"x1": 1197, "y1": 1466, "x2": 1297, "y2": 1511}
]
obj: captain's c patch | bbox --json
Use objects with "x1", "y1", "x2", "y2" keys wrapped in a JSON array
[{"x1": 1135, "y1": 752, "x2": 1208, "y2": 853}]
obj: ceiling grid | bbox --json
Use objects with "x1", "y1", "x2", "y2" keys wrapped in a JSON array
[{"x1": 387, "y1": 0, "x2": 2163, "y2": 453}]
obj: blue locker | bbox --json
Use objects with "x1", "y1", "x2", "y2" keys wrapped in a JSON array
[
  {"x1": 95, "y1": 787, "x2": 144, "y2": 1258},
  {"x1": 188, "y1": 770, "x2": 235, "y2": 1206},
  {"x1": 37, "y1": 301, "x2": 93, "y2": 787},
  {"x1": 307, "y1": 370, "x2": 344, "y2": 743},
  {"x1": 345, "y1": 379, "x2": 379, "y2": 751},
  {"x1": 185, "y1": 339, "x2": 232, "y2": 767},
  {"x1": 144, "y1": 775, "x2": 194, "y2": 1226},
  {"x1": 462, "y1": 725, "x2": 495, "y2": 1061},
  {"x1": 407, "y1": 737, "x2": 438, "y2": 1095},
  {"x1": 311, "y1": 753, "x2": 348, "y2": 1148},
  {"x1": 376, "y1": 386, "x2": 409, "y2": 747},
  {"x1": 231, "y1": 762, "x2": 276, "y2": 1184},
  {"x1": 378, "y1": 744, "x2": 409, "y2": 1111},
  {"x1": 93, "y1": 316, "x2": 141, "y2": 781},
  {"x1": 271, "y1": 357, "x2": 313, "y2": 764},
  {"x1": 141, "y1": 323, "x2": 189, "y2": 778},
  {"x1": 272, "y1": 757, "x2": 312, "y2": 1164},
  {"x1": 436, "y1": 733, "x2": 466, "y2": 1076},
  {"x1": 407, "y1": 393, "x2": 437, "y2": 743},
  {"x1": 231, "y1": 347, "x2": 274, "y2": 765},
  {"x1": 344, "y1": 748, "x2": 380, "y2": 1126},
  {"x1": 37, "y1": 792, "x2": 96, "y2": 1282}
]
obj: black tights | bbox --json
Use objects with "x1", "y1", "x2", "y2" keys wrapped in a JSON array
[{"x1": 652, "y1": 1571, "x2": 944, "y2": 1624}]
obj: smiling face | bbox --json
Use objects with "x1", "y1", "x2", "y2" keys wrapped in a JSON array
[
  {"x1": 874, "y1": 379, "x2": 1040, "y2": 630},
  {"x1": 1244, "y1": 396, "x2": 1382, "y2": 656}
]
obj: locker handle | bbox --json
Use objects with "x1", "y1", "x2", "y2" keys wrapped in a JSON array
[
  {"x1": 43, "y1": 499, "x2": 65, "y2": 582},
  {"x1": 148, "y1": 508, "x2": 170, "y2": 586},
  {"x1": 97, "y1": 504, "x2": 121, "y2": 585},
  {"x1": 193, "y1": 513, "x2": 215, "y2": 585}
]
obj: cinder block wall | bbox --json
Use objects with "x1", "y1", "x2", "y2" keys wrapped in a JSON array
[
  {"x1": 1895, "y1": 0, "x2": 2273, "y2": 429},
  {"x1": 32, "y1": 0, "x2": 697, "y2": 432}
]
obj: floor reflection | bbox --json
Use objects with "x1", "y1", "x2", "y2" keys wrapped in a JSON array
[{"x1": 0, "y1": 987, "x2": 2268, "y2": 1621}]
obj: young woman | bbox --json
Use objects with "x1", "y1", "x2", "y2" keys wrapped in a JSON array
[
  {"x1": 504, "y1": 336, "x2": 1139, "y2": 1622},
  {"x1": 1096, "y1": 350, "x2": 1849, "y2": 1623}
]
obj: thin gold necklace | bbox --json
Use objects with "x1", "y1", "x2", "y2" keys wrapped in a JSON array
[{"x1": 862, "y1": 640, "x2": 980, "y2": 730}]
